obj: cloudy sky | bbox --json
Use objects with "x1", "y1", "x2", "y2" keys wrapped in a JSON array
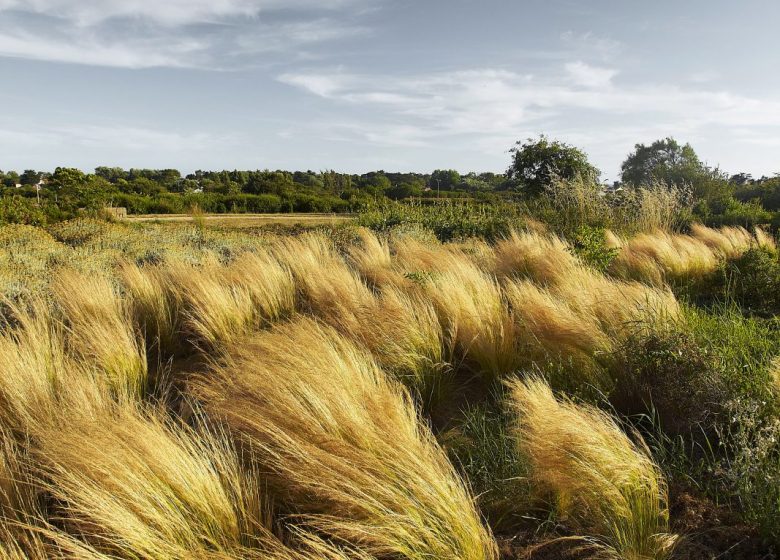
[{"x1": 1, "y1": 0, "x2": 778, "y2": 179}]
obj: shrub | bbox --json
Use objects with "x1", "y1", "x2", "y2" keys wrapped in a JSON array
[
  {"x1": 726, "y1": 246, "x2": 780, "y2": 316},
  {"x1": 570, "y1": 225, "x2": 619, "y2": 273},
  {"x1": 716, "y1": 397, "x2": 780, "y2": 544},
  {"x1": 0, "y1": 196, "x2": 50, "y2": 226},
  {"x1": 357, "y1": 200, "x2": 522, "y2": 242},
  {"x1": 613, "y1": 328, "x2": 727, "y2": 438}
]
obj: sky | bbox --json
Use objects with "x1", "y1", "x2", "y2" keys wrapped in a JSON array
[{"x1": 1, "y1": 0, "x2": 779, "y2": 180}]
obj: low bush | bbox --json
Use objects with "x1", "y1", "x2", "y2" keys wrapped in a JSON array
[{"x1": 726, "y1": 246, "x2": 780, "y2": 317}]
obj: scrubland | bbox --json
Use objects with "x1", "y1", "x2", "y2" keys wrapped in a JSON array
[{"x1": 1, "y1": 216, "x2": 779, "y2": 559}]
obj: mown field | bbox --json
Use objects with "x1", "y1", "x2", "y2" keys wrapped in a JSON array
[
  {"x1": 1, "y1": 216, "x2": 779, "y2": 559},
  {"x1": 125, "y1": 213, "x2": 354, "y2": 227}
]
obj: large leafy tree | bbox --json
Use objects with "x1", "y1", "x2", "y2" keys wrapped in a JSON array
[
  {"x1": 49, "y1": 167, "x2": 116, "y2": 210},
  {"x1": 620, "y1": 138, "x2": 730, "y2": 203},
  {"x1": 507, "y1": 136, "x2": 600, "y2": 196},
  {"x1": 620, "y1": 138, "x2": 705, "y2": 187}
]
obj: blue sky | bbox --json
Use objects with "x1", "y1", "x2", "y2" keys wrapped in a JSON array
[{"x1": 1, "y1": 0, "x2": 779, "y2": 180}]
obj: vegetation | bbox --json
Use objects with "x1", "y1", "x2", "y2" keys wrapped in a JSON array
[
  {"x1": 0, "y1": 211, "x2": 778, "y2": 559},
  {"x1": 2, "y1": 136, "x2": 778, "y2": 233},
  {"x1": 1, "y1": 137, "x2": 779, "y2": 559}
]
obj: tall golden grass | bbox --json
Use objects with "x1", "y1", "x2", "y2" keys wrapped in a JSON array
[
  {"x1": 53, "y1": 270, "x2": 148, "y2": 400},
  {"x1": 35, "y1": 405, "x2": 275, "y2": 559},
  {"x1": 610, "y1": 224, "x2": 775, "y2": 286},
  {"x1": 0, "y1": 431, "x2": 47, "y2": 560},
  {"x1": 193, "y1": 319, "x2": 498, "y2": 560},
  {"x1": 6, "y1": 220, "x2": 763, "y2": 559},
  {"x1": 424, "y1": 256, "x2": 519, "y2": 379},
  {"x1": 508, "y1": 377, "x2": 677, "y2": 559}
]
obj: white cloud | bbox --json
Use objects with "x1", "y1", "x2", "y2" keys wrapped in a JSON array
[
  {"x1": 0, "y1": 29, "x2": 206, "y2": 68},
  {"x1": 0, "y1": 0, "x2": 373, "y2": 67},
  {"x1": 277, "y1": 64, "x2": 780, "y2": 177},
  {"x1": 0, "y1": 0, "x2": 368, "y2": 26},
  {"x1": 565, "y1": 61, "x2": 618, "y2": 88},
  {"x1": 0, "y1": 123, "x2": 234, "y2": 152}
]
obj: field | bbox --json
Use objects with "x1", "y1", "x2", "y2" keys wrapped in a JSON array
[
  {"x1": 125, "y1": 213, "x2": 354, "y2": 227},
  {"x1": 1, "y1": 216, "x2": 779, "y2": 559}
]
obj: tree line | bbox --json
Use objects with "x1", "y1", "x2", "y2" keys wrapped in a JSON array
[{"x1": 1, "y1": 136, "x2": 779, "y2": 227}]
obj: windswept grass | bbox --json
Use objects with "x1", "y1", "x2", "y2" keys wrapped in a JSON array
[
  {"x1": 193, "y1": 319, "x2": 498, "y2": 560},
  {"x1": 508, "y1": 377, "x2": 677, "y2": 560},
  {"x1": 610, "y1": 224, "x2": 774, "y2": 288},
  {"x1": 0, "y1": 299, "x2": 71, "y2": 432},
  {"x1": 424, "y1": 254, "x2": 519, "y2": 379},
  {"x1": 120, "y1": 262, "x2": 181, "y2": 358},
  {"x1": 0, "y1": 218, "x2": 776, "y2": 556},
  {"x1": 34, "y1": 404, "x2": 363, "y2": 560},
  {"x1": 53, "y1": 270, "x2": 148, "y2": 400},
  {"x1": 0, "y1": 431, "x2": 47, "y2": 560},
  {"x1": 493, "y1": 229, "x2": 578, "y2": 283}
]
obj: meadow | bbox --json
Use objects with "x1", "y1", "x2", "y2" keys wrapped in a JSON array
[{"x1": 1, "y1": 212, "x2": 779, "y2": 559}]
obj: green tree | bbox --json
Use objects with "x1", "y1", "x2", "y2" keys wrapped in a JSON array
[
  {"x1": 620, "y1": 138, "x2": 730, "y2": 203},
  {"x1": 94, "y1": 166, "x2": 127, "y2": 183},
  {"x1": 49, "y1": 167, "x2": 114, "y2": 210},
  {"x1": 430, "y1": 169, "x2": 461, "y2": 190},
  {"x1": 386, "y1": 179, "x2": 424, "y2": 200},
  {"x1": 1, "y1": 170, "x2": 20, "y2": 188},
  {"x1": 620, "y1": 138, "x2": 704, "y2": 187},
  {"x1": 507, "y1": 136, "x2": 600, "y2": 196},
  {"x1": 20, "y1": 169, "x2": 43, "y2": 186},
  {"x1": 359, "y1": 173, "x2": 391, "y2": 197}
]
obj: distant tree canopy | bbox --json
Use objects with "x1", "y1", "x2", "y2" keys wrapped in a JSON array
[
  {"x1": 2, "y1": 136, "x2": 777, "y2": 230},
  {"x1": 430, "y1": 169, "x2": 462, "y2": 190},
  {"x1": 507, "y1": 136, "x2": 600, "y2": 196},
  {"x1": 620, "y1": 137, "x2": 732, "y2": 204},
  {"x1": 733, "y1": 174, "x2": 780, "y2": 211},
  {"x1": 621, "y1": 138, "x2": 705, "y2": 187}
]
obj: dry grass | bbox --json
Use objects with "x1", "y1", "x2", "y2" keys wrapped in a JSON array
[
  {"x1": 505, "y1": 280, "x2": 610, "y2": 368},
  {"x1": 425, "y1": 254, "x2": 520, "y2": 379},
  {"x1": 0, "y1": 299, "x2": 72, "y2": 432},
  {"x1": 1, "y1": 219, "x2": 732, "y2": 559},
  {"x1": 0, "y1": 431, "x2": 47, "y2": 560},
  {"x1": 34, "y1": 404, "x2": 363, "y2": 560},
  {"x1": 493, "y1": 229, "x2": 579, "y2": 283},
  {"x1": 193, "y1": 319, "x2": 498, "y2": 560},
  {"x1": 166, "y1": 252, "x2": 295, "y2": 349},
  {"x1": 120, "y1": 262, "x2": 181, "y2": 356},
  {"x1": 611, "y1": 224, "x2": 773, "y2": 286},
  {"x1": 609, "y1": 230, "x2": 719, "y2": 286},
  {"x1": 36, "y1": 405, "x2": 268, "y2": 559},
  {"x1": 508, "y1": 377, "x2": 677, "y2": 560},
  {"x1": 53, "y1": 270, "x2": 148, "y2": 400},
  {"x1": 347, "y1": 228, "x2": 406, "y2": 288}
]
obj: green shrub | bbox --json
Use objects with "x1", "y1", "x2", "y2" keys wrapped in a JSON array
[
  {"x1": 702, "y1": 198, "x2": 773, "y2": 228},
  {"x1": 613, "y1": 328, "x2": 727, "y2": 438},
  {"x1": 716, "y1": 397, "x2": 780, "y2": 544},
  {"x1": 0, "y1": 196, "x2": 50, "y2": 226},
  {"x1": 570, "y1": 225, "x2": 619, "y2": 273},
  {"x1": 357, "y1": 200, "x2": 522, "y2": 241},
  {"x1": 726, "y1": 247, "x2": 780, "y2": 317}
]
